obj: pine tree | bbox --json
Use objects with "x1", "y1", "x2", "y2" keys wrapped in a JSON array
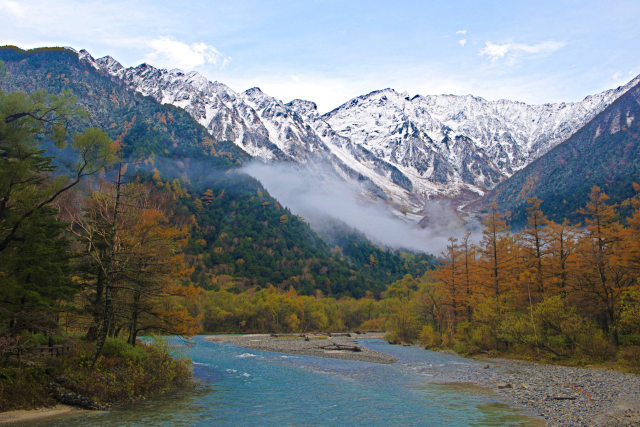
[
  {"x1": 545, "y1": 219, "x2": 579, "y2": 293},
  {"x1": 0, "y1": 89, "x2": 113, "y2": 335},
  {"x1": 434, "y1": 237, "x2": 461, "y2": 325},
  {"x1": 459, "y1": 231, "x2": 476, "y2": 322},
  {"x1": 0, "y1": 90, "x2": 114, "y2": 253}
]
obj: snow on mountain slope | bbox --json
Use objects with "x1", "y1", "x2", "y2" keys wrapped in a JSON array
[
  {"x1": 78, "y1": 49, "x2": 639, "y2": 213},
  {"x1": 79, "y1": 50, "x2": 413, "y2": 205},
  {"x1": 321, "y1": 80, "x2": 639, "y2": 198}
]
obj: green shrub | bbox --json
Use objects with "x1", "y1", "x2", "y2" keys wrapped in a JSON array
[
  {"x1": 452, "y1": 341, "x2": 468, "y2": 355},
  {"x1": 620, "y1": 334, "x2": 640, "y2": 346},
  {"x1": 580, "y1": 329, "x2": 616, "y2": 361},
  {"x1": 0, "y1": 364, "x2": 55, "y2": 411},
  {"x1": 19, "y1": 332, "x2": 68, "y2": 347},
  {"x1": 533, "y1": 295, "x2": 615, "y2": 361},
  {"x1": 385, "y1": 303, "x2": 420, "y2": 344},
  {"x1": 101, "y1": 337, "x2": 148, "y2": 363},
  {"x1": 25, "y1": 332, "x2": 48, "y2": 346},
  {"x1": 55, "y1": 338, "x2": 192, "y2": 405},
  {"x1": 619, "y1": 286, "x2": 640, "y2": 335},
  {"x1": 419, "y1": 325, "x2": 440, "y2": 348},
  {"x1": 498, "y1": 313, "x2": 535, "y2": 347}
]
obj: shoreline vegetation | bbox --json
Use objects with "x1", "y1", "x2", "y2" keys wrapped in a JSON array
[
  {"x1": 206, "y1": 332, "x2": 640, "y2": 427},
  {"x1": 0, "y1": 88, "x2": 197, "y2": 421},
  {"x1": 0, "y1": 336, "x2": 193, "y2": 423}
]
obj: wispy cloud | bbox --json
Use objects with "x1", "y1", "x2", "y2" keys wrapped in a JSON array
[
  {"x1": 456, "y1": 29, "x2": 467, "y2": 35},
  {"x1": 480, "y1": 40, "x2": 565, "y2": 63},
  {"x1": 143, "y1": 36, "x2": 230, "y2": 71},
  {"x1": 458, "y1": 38, "x2": 467, "y2": 47}
]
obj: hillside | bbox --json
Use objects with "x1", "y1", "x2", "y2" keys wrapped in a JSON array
[
  {"x1": 0, "y1": 46, "x2": 244, "y2": 167},
  {"x1": 478, "y1": 76, "x2": 640, "y2": 224}
]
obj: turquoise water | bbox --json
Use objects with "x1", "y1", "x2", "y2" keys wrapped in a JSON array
[{"x1": 34, "y1": 338, "x2": 539, "y2": 426}]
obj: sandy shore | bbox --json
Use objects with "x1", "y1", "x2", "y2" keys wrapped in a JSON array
[
  {"x1": 206, "y1": 333, "x2": 640, "y2": 426},
  {"x1": 0, "y1": 404, "x2": 86, "y2": 424},
  {"x1": 206, "y1": 332, "x2": 397, "y2": 364}
]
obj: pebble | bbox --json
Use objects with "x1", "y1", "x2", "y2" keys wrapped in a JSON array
[{"x1": 411, "y1": 356, "x2": 640, "y2": 426}]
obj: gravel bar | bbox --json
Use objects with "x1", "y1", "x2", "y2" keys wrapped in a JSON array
[
  {"x1": 415, "y1": 355, "x2": 640, "y2": 426},
  {"x1": 205, "y1": 332, "x2": 397, "y2": 364}
]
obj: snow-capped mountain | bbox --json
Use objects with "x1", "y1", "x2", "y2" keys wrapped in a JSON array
[
  {"x1": 78, "y1": 49, "x2": 639, "y2": 212},
  {"x1": 320, "y1": 83, "x2": 639, "y2": 200}
]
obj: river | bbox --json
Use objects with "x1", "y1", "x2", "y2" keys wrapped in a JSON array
[{"x1": 31, "y1": 337, "x2": 541, "y2": 426}]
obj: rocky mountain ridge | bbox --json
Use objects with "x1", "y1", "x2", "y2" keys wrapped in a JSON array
[
  {"x1": 78, "y1": 49, "x2": 639, "y2": 213},
  {"x1": 479, "y1": 72, "x2": 640, "y2": 225}
]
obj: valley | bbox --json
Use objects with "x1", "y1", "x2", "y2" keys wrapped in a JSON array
[{"x1": 1, "y1": 39, "x2": 640, "y2": 426}]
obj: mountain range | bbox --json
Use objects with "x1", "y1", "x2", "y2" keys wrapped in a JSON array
[
  {"x1": 3, "y1": 44, "x2": 639, "y2": 238},
  {"x1": 78, "y1": 49, "x2": 640, "y2": 218}
]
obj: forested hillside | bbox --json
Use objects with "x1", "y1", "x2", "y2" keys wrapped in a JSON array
[
  {"x1": 0, "y1": 46, "x2": 433, "y2": 298},
  {"x1": 0, "y1": 47, "x2": 243, "y2": 167}
]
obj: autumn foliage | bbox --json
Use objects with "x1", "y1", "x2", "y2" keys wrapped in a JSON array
[{"x1": 384, "y1": 187, "x2": 640, "y2": 368}]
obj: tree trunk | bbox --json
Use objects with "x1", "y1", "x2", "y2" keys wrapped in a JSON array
[
  {"x1": 128, "y1": 290, "x2": 140, "y2": 346},
  {"x1": 92, "y1": 286, "x2": 112, "y2": 365},
  {"x1": 92, "y1": 162, "x2": 123, "y2": 365},
  {"x1": 86, "y1": 269, "x2": 105, "y2": 341}
]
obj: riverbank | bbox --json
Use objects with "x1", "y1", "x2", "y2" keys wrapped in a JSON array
[
  {"x1": 415, "y1": 354, "x2": 640, "y2": 426},
  {"x1": 205, "y1": 332, "x2": 397, "y2": 364},
  {"x1": 0, "y1": 404, "x2": 87, "y2": 424},
  {"x1": 206, "y1": 333, "x2": 640, "y2": 426},
  {"x1": 0, "y1": 337, "x2": 193, "y2": 424}
]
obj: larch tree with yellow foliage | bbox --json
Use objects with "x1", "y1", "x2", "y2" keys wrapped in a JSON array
[{"x1": 573, "y1": 187, "x2": 631, "y2": 344}]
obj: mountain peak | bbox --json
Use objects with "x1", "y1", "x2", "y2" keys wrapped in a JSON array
[
  {"x1": 96, "y1": 55, "x2": 123, "y2": 74},
  {"x1": 365, "y1": 88, "x2": 401, "y2": 99},
  {"x1": 482, "y1": 73, "x2": 640, "y2": 224},
  {"x1": 77, "y1": 49, "x2": 97, "y2": 68},
  {"x1": 243, "y1": 87, "x2": 265, "y2": 98}
]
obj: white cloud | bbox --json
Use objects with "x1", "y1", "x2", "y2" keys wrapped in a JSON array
[
  {"x1": 0, "y1": 0, "x2": 24, "y2": 17},
  {"x1": 458, "y1": 38, "x2": 467, "y2": 46},
  {"x1": 143, "y1": 36, "x2": 230, "y2": 71},
  {"x1": 455, "y1": 29, "x2": 467, "y2": 35},
  {"x1": 480, "y1": 40, "x2": 565, "y2": 62}
]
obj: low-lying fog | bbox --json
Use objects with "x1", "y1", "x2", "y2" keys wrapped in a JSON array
[{"x1": 243, "y1": 161, "x2": 478, "y2": 255}]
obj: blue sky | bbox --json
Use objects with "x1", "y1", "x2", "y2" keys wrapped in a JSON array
[{"x1": 2, "y1": 0, "x2": 639, "y2": 112}]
